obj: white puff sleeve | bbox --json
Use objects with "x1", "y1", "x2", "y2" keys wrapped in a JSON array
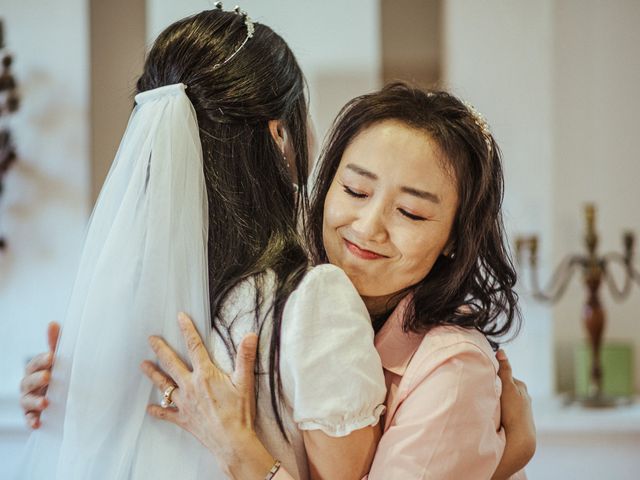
[{"x1": 280, "y1": 264, "x2": 387, "y2": 437}]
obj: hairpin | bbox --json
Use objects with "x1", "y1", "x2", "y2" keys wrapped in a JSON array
[
  {"x1": 211, "y1": 4, "x2": 255, "y2": 70},
  {"x1": 463, "y1": 101, "x2": 493, "y2": 155}
]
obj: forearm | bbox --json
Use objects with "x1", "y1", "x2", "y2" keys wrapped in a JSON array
[
  {"x1": 216, "y1": 432, "x2": 277, "y2": 480},
  {"x1": 304, "y1": 425, "x2": 380, "y2": 480}
]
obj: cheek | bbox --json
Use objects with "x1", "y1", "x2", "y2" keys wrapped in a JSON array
[{"x1": 397, "y1": 231, "x2": 446, "y2": 280}]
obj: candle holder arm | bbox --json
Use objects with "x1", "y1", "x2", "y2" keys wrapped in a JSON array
[
  {"x1": 528, "y1": 254, "x2": 583, "y2": 303},
  {"x1": 602, "y1": 253, "x2": 635, "y2": 300}
]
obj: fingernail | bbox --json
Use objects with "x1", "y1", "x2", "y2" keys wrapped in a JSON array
[
  {"x1": 496, "y1": 349, "x2": 507, "y2": 360},
  {"x1": 177, "y1": 312, "x2": 187, "y2": 324}
]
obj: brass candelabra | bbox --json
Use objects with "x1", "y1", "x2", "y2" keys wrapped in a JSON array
[{"x1": 516, "y1": 204, "x2": 639, "y2": 406}]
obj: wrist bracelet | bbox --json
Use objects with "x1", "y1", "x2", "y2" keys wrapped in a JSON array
[{"x1": 264, "y1": 459, "x2": 281, "y2": 480}]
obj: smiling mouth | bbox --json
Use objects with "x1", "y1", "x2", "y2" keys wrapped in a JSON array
[{"x1": 343, "y1": 239, "x2": 388, "y2": 260}]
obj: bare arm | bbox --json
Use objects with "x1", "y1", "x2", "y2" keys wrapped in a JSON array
[{"x1": 303, "y1": 424, "x2": 381, "y2": 480}]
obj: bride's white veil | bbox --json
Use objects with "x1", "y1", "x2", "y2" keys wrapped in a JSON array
[{"x1": 19, "y1": 83, "x2": 216, "y2": 479}]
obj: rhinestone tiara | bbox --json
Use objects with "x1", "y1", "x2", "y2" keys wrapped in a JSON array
[{"x1": 212, "y1": 2, "x2": 255, "y2": 70}]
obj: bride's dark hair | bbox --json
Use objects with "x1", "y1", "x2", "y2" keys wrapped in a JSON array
[{"x1": 136, "y1": 9, "x2": 309, "y2": 437}]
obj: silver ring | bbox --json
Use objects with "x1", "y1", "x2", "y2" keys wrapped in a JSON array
[{"x1": 161, "y1": 384, "x2": 177, "y2": 409}]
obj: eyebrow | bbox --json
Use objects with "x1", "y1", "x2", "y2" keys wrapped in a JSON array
[
  {"x1": 346, "y1": 163, "x2": 378, "y2": 180},
  {"x1": 345, "y1": 163, "x2": 441, "y2": 204}
]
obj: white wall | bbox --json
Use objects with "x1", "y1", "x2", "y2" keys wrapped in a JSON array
[
  {"x1": 0, "y1": 0, "x2": 91, "y2": 395},
  {"x1": 445, "y1": 0, "x2": 640, "y2": 397},
  {"x1": 444, "y1": 0, "x2": 556, "y2": 398},
  {"x1": 552, "y1": 0, "x2": 640, "y2": 394},
  {"x1": 444, "y1": 0, "x2": 640, "y2": 477},
  {"x1": 147, "y1": 0, "x2": 382, "y2": 145},
  {"x1": 0, "y1": 1, "x2": 91, "y2": 476}
]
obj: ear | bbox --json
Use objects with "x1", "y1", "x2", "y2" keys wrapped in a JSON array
[
  {"x1": 268, "y1": 119, "x2": 297, "y2": 181},
  {"x1": 442, "y1": 239, "x2": 456, "y2": 258},
  {"x1": 268, "y1": 119, "x2": 287, "y2": 156}
]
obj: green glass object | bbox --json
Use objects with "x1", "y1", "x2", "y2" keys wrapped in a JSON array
[{"x1": 574, "y1": 342, "x2": 634, "y2": 398}]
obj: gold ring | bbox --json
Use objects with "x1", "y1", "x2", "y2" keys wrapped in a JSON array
[{"x1": 161, "y1": 384, "x2": 177, "y2": 409}]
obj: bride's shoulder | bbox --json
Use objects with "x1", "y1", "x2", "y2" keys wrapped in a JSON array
[
  {"x1": 285, "y1": 263, "x2": 366, "y2": 321},
  {"x1": 294, "y1": 263, "x2": 355, "y2": 293}
]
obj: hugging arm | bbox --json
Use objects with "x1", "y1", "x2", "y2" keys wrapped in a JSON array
[
  {"x1": 278, "y1": 266, "x2": 386, "y2": 479},
  {"x1": 302, "y1": 424, "x2": 381, "y2": 479}
]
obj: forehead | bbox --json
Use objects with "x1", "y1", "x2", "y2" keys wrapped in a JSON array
[{"x1": 341, "y1": 120, "x2": 455, "y2": 187}]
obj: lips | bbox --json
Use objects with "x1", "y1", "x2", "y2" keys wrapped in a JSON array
[{"x1": 344, "y1": 239, "x2": 387, "y2": 260}]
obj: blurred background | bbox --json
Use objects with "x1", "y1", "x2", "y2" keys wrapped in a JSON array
[{"x1": 1, "y1": 0, "x2": 639, "y2": 478}]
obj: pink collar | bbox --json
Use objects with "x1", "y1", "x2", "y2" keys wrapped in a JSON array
[{"x1": 374, "y1": 295, "x2": 425, "y2": 376}]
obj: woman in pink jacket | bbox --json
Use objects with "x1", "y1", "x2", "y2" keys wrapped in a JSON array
[{"x1": 142, "y1": 83, "x2": 535, "y2": 479}]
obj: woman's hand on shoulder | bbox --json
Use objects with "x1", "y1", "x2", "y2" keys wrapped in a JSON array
[
  {"x1": 143, "y1": 313, "x2": 277, "y2": 479},
  {"x1": 20, "y1": 322, "x2": 60, "y2": 429},
  {"x1": 492, "y1": 349, "x2": 536, "y2": 479}
]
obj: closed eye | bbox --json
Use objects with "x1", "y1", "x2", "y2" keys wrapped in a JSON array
[
  {"x1": 399, "y1": 209, "x2": 426, "y2": 221},
  {"x1": 343, "y1": 185, "x2": 368, "y2": 199}
]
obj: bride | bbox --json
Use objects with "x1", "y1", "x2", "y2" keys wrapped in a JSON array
[{"x1": 19, "y1": 6, "x2": 385, "y2": 479}]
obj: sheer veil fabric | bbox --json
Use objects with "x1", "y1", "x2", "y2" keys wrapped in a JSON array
[{"x1": 19, "y1": 84, "x2": 217, "y2": 479}]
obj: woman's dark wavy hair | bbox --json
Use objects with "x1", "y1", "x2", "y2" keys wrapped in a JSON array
[
  {"x1": 136, "y1": 9, "x2": 309, "y2": 437},
  {"x1": 309, "y1": 82, "x2": 520, "y2": 341}
]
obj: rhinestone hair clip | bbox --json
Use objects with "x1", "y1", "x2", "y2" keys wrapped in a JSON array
[
  {"x1": 212, "y1": 2, "x2": 255, "y2": 70},
  {"x1": 463, "y1": 101, "x2": 493, "y2": 155}
]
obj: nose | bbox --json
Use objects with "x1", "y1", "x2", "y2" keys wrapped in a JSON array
[{"x1": 351, "y1": 199, "x2": 389, "y2": 243}]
